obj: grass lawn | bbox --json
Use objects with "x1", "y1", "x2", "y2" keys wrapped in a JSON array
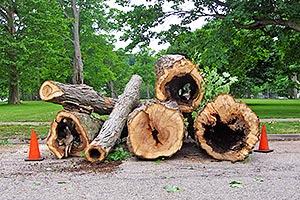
[
  {"x1": 240, "y1": 98, "x2": 300, "y2": 119},
  {"x1": 0, "y1": 101, "x2": 62, "y2": 122},
  {"x1": 0, "y1": 99, "x2": 299, "y2": 141}
]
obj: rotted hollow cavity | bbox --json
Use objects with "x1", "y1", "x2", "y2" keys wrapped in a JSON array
[
  {"x1": 165, "y1": 74, "x2": 198, "y2": 105},
  {"x1": 203, "y1": 115, "x2": 248, "y2": 154},
  {"x1": 87, "y1": 148, "x2": 101, "y2": 160},
  {"x1": 56, "y1": 118, "x2": 80, "y2": 146}
]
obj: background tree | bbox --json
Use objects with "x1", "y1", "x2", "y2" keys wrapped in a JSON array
[
  {"x1": 0, "y1": 0, "x2": 70, "y2": 104},
  {"x1": 116, "y1": 0, "x2": 300, "y2": 98},
  {"x1": 130, "y1": 47, "x2": 156, "y2": 99}
]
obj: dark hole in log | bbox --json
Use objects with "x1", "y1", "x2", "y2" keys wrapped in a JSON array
[
  {"x1": 203, "y1": 115, "x2": 247, "y2": 153},
  {"x1": 165, "y1": 74, "x2": 198, "y2": 106},
  {"x1": 56, "y1": 118, "x2": 81, "y2": 148},
  {"x1": 88, "y1": 149, "x2": 101, "y2": 160},
  {"x1": 152, "y1": 129, "x2": 162, "y2": 145}
]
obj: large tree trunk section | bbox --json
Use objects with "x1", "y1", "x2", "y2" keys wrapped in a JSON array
[
  {"x1": 84, "y1": 75, "x2": 142, "y2": 162},
  {"x1": 39, "y1": 81, "x2": 116, "y2": 115},
  {"x1": 194, "y1": 94, "x2": 260, "y2": 162},
  {"x1": 47, "y1": 110, "x2": 104, "y2": 159},
  {"x1": 155, "y1": 54, "x2": 205, "y2": 113},
  {"x1": 127, "y1": 101, "x2": 185, "y2": 159}
]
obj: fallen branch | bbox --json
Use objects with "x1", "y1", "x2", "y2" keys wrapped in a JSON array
[
  {"x1": 84, "y1": 75, "x2": 142, "y2": 162},
  {"x1": 39, "y1": 81, "x2": 116, "y2": 115}
]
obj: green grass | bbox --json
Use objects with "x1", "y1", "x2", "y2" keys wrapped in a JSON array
[
  {"x1": 0, "y1": 124, "x2": 50, "y2": 139},
  {"x1": 240, "y1": 99, "x2": 300, "y2": 119},
  {"x1": 0, "y1": 101, "x2": 62, "y2": 122},
  {"x1": 261, "y1": 121, "x2": 300, "y2": 134}
]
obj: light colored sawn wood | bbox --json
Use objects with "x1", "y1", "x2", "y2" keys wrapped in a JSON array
[{"x1": 127, "y1": 101, "x2": 185, "y2": 159}]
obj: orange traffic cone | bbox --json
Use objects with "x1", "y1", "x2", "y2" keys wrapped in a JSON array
[
  {"x1": 254, "y1": 125, "x2": 273, "y2": 153},
  {"x1": 25, "y1": 130, "x2": 44, "y2": 161}
]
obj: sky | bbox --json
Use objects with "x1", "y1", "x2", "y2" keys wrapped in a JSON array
[{"x1": 107, "y1": 0, "x2": 207, "y2": 52}]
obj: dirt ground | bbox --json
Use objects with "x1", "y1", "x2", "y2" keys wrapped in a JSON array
[{"x1": 1, "y1": 140, "x2": 300, "y2": 200}]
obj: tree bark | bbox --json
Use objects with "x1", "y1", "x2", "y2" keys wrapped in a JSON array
[
  {"x1": 47, "y1": 110, "x2": 104, "y2": 159},
  {"x1": 71, "y1": 0, "x2": 83, "y2": 84},
  {"x1": 6, "y1": 4, "x2": 20, "y2": 104},
  {"x1": 155, "y1": 54, "x2": 205, "y2": 113},
  {"x1": 84, "y1": 75, "x2": 142, "y2": 162},
  {"x1": 39, "y1": 81, "x2": 116, "y2": 115},
  {"x1": 127, "y1": 101, "x2": 185, "y2": 159},
  {"x1": 194, "y1": 94, "x2": 260, "y2": 162}
]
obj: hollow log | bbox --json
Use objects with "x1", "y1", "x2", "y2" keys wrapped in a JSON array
[
  {"x1": 39, "y1": 81, "x2": 116, "y2": 115},
  {"x1": 47, "y1": 110, "x2": 104, "y2": 159},
  {"x1": 127, "y1": 101, "x2": 185, "y2": 159},
  {"x1": 84, "y1": 75, "x2": 142, "y2": 162},
  {"x1": 194, "y1": 94, "x2": 260, "y2": 162},
  {"x1": 155, "y1": 54, "x2": 205, "y2": 113}
]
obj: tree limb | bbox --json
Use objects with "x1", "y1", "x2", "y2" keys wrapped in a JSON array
[
  {"x1": 233, "y1": 19, "x2": 300, "y2": 32},
  {"x1": 57, "y1": 0, "x2": 70, "y2": 19}
]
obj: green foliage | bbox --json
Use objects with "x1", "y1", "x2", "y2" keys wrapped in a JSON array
[
  {"x1": 105, "y1": 146, "x2": 131, "y2": 162},
  {"x1": 195, "y1": 65, "x2": 238, "y2": 107},
  {"x1": 163, "y1": 185, "x2": 185, "y2": 193},
  {"x1": 229, "y1": 180, "x2": 243, "y2": 188}
]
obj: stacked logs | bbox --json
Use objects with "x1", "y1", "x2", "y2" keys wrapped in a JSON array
[
  {"x1": 127, "y1": 54, "x2": 260, "y2": 162},
  {"x1": 126, "y1": 55, "x2": 205, "y2": 159},
  {"x1": 40, "y1": 75, "x2": 142, "y2": 160},
  {"x1": 40, "y1": 54, "x2": 261, "y2": 163}
]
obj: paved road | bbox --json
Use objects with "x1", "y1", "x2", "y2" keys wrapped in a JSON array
[{"x1": 0, "y1": 140, "x2": 299, "y2": 200}]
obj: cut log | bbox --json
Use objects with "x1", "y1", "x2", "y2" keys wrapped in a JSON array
[
  {"x1": 39, "y1": 81, "x2": 116, "y2": 115},
  {"x1": 84, "y1": 75, "x2": 142, "y2": 162},
  {"x1": 194, "y1": 94, "x2": 260, "y2": 162},
  {"x1": 155, "y1": 54, "x2": 205, "y2": 113},
  {"x1": 127, "y1": 101, "x2": 185, "y2": 159},
  {"x1": 47, "y1": 110, "x2": 104, "y2": 159}
]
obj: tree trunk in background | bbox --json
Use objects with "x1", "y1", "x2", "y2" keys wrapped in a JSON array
[
  {"x1": 7, "y1": 5, "x2": 20, "y2": 104},
  {"x1": 71, "y1": 0, "x2": 83, "y2": 84}
]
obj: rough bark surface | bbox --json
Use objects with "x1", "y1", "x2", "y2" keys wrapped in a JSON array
[
  {"x1": 84, "y1": 75, "x2": 142, "y2": 162},
  {"x1": 47, "y1": 110, "x2": 104, "y2": 159},
  {"x1": 155, "y1": 54, "x2": 205, "y2": 113},
  {"x1": 39, "y1": 81, "x2": 116, "y2": 115},
  {"x1": 194, "y1": 94, "x2": 260, "y2": 162},
  {"x1": 127, "y1": 101, "x2": 185, "y2": 159}
]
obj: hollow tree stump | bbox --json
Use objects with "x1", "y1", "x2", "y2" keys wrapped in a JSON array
[
  {"x1": 194, "y1": 94, "x2": 260, "y2": 162},
  {"x1": 84, "y1": 75, "x2": 142, "y2": 162},
  {"x1": 155, "y1": 54, "x2": 205, "y2": 113},
  {"x1": 47, "y1": 110, "x2": 104, "y2": 159},
  {"x1": 127, "y1": 101, "x2": 185, "y2": 159},
  {"x1": 39, "y1": 81, "x2": 116, "y2": 115}
]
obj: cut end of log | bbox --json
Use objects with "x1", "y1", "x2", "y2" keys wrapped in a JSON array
[
  {"x1": 84, "y1": 144, "x2": 107, "y2": 163},
  {"x1": 47, "y1": 111, "x2": 99, "y2": 159},
  {"x1": 39, "y1": 81, "x2": 64, "y2": 101},
  {"x1": 155, "y1": 55, "x2": 204, "y2": 113},
  {"x1": 127, "y1": 102, "x2": 185, "y2": 159},
  {"x1": 194, "y1": 94, "x2": 260, "y2": 162}
]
